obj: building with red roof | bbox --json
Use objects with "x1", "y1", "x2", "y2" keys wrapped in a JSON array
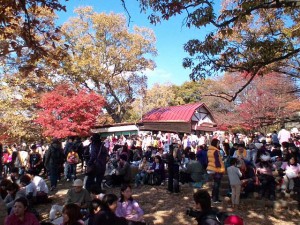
[{"x1": 139, "y1": 102, "x2": 217, "y2": 134}]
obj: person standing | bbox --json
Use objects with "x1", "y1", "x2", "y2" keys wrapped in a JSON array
[
  {"x1": 207, "y1": 139, "x2": 225, "y2": 203},
  {"x1": 44, "y1": 138, "x2": 64, "y2": 191},
  {"x1": 278, "y1": 126, "x2": 291, "y2": 145},
  {"x1": 86, "y1": 134, "x2": 108, "y2": 192},
  {"x1": 227, "y1": 158, "x2": 242, "y2": 209},
  {"x1": 28, "y1": 145, "x2": 43, "y2": 176}
]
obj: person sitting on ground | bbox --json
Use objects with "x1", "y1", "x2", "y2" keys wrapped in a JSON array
[
  {"x1": 280, "y1": 155, "x2": 300, "y2": 193},
  {"x1": 189, "y1": 190, "x2": 227, "y2": 225},
  {"x1": 19, "y1": 174, "x2": 37, "y2": 206},
  {"x1": 101, "y1": 156, "x2": 115, "y2": 188},
  {"x1": 9, "y1": 167, "x2": 21, "y2": 184},
  {"x1": 61, "y1": 203, "x2": 84, "y2": 225},
  {"x1": 49, "y1": 179, "x2": 91, "y2": 221},
  {"x1": 0, "y1": 195, "x2": 7, "y2": 225},
  {"x1": 233, "y1": 144, "x2": 250, "y2": 162},
  {"x1": 111, "y1": 154, "x2": 131, "y2": 187},
  {"x1": 247, "y1": 143, "x2": 257, "y2": 166},
  {"x1": 134, "y1": 156, "x2": 149, "y2": 188},
  {"x1": 240, "y1": 161, "x2": 256, "y2": 198},
  {"x1": 115, "y1": 184, "x2": 145, "y2": 225},
  {"x1": 145, "y1": 155, "x2": 165, "y2": 186},
  {"x1": 87, "y1": 199, "x2": 103, "y2": 225},
  {"x1": 180, "y1": 152, "x2": 204, "y2": 185},
  {"x1": 4, "y1": 183, "x2": 26, "y2": 214},
  {"x1": 4, "y1": 197, "x2": 40, "y2": 225},
  {"x1": 92, "y1": 193, "x2": 128, "y2": 225},
  {"x1": 27, "y1": 171, "x2": 49, "y2": 204},
  {"x1": 0, "y1": 179, "x2": 13, "y2": 199}
]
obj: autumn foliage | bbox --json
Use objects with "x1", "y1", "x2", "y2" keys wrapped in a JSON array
[{"x1": 35, "y1": 84, "x2": 105, "y2": 138}]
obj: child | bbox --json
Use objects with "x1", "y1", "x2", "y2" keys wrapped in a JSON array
[
  {"x1": 115, "y1": 184, "x2": 145, "y2": 224},
  {"x1": 227, "y1": 158, "x2": 242, "y2": 209},
  {"x1": 66, "y1": 149, "x2": 79, "y2": 181}
]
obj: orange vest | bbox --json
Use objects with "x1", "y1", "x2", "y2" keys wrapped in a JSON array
[{"x1": 207, "y1": 145, "x2": 225, "y2": 173}]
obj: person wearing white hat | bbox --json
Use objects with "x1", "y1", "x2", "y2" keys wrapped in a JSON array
[{"x1": 49, "y1": 179, "x2": 91, "y2": 221}]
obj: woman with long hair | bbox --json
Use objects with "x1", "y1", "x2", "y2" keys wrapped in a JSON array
[
  {"x1": 61, "y1": 203, "x2": 84, "y2": 225},
  {"x1": 116, "y1": 184, "x2": 145, "y2": 225}
]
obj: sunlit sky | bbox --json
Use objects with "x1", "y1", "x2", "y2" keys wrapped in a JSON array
[{"x1": 56, "y1": 0, "x2": 219, "y2": 87}]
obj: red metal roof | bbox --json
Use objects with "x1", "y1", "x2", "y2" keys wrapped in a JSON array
[{"x1": 142, "y1": 102, "x2": 205, "y2": 123}]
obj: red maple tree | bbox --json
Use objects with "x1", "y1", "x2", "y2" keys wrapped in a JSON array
[
  {"x1": 231, "y1": 73, "x2": 300, "y2": 129},
  {"x1": 35, "y1": 84, "x2": 105, "y2": 138}
]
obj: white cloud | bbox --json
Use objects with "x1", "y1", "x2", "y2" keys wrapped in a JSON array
[{"x1": 144, "y1": 68, "x2": 174, "y2": 87}]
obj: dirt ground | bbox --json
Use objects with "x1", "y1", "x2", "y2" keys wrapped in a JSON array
[{"x1": 37, "y1": 174, "x2": 300, "y2": 225}]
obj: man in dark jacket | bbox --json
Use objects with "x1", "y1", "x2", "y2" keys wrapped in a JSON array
[
  {"x1": 86, "y1": 134, "x2": 108, "y2": 191},
  {"x1": 44, "y1": 138, "x2": 64, "y2": 191}
]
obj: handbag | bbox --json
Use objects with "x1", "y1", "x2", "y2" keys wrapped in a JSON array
[{"x1": 86, "y1": 143, "x2": 104, "y2": 175}]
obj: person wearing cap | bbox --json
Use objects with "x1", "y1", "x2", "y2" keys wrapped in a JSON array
[{"x1": 49, "y1": 179, "x2": 91, "y2": 221}]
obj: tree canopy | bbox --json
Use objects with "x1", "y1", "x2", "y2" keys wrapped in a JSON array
[
  {"x1": 0, "y1": 0, "x2": 67, "y2": 75},
  {"x1": 60, "y1": 7, "x2": 157, "y2": 123},
  {"x1": 136, "y1": 0, "x2": 300, "y2": 101},
  {"x1": 35, "y1": 84, "x2": 105, "y2": 138}
]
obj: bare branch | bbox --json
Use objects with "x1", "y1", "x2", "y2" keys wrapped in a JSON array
[{"x1": 120, "y1": 0, "x2": 132, "y2": 26}]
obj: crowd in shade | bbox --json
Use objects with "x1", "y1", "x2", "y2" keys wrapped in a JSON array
[{"x1": 0, "y1": 126, "x2": 300, "y2": 225}]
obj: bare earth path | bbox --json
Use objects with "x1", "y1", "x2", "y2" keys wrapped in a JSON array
[{"x1": 37, "y1": 174, "x2": 300, "y2": 225}]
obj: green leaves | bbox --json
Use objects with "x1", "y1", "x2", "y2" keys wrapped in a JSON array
[{"x1": 138, "y1": 0, "x2": 300, "y2": 101}]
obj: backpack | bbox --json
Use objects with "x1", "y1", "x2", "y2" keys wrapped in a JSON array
[
  {"x1": 67, "y1": 151, "x2": 79, "y2": 164},
  {"x1": 203, "y1": 211, "x2": 229, "y2": 225},
  {"x1": 2, "y1": 153, "x2": 11, "y2": 164},
  {"x1": 204, "y1": 212, "x2": 243, "y2": 225}
]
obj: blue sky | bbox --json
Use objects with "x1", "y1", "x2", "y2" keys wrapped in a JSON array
[{"x1": 56, "y1": 0, "x2": 217, "y2": 87}]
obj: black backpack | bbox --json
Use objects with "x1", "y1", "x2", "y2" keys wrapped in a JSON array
[{"x1": 203, "y1": 211, "x2": 229, "y2": 225}]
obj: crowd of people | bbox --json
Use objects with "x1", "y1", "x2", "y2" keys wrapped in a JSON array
[{"x1": 0, "y1": 126, "x2": 300, "y2": 225}]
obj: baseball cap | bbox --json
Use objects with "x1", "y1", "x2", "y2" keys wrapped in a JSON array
[
  {"x1": 224, "y1": 215, "x2": 244, "y2": 225},
  {"x1": 73, "y1": 179, "x2": 83, "y2": 187}
]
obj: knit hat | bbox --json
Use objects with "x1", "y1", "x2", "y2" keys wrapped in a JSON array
[{"x1": 224, "y1": 215, "x2": 244, "y2": 225}]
